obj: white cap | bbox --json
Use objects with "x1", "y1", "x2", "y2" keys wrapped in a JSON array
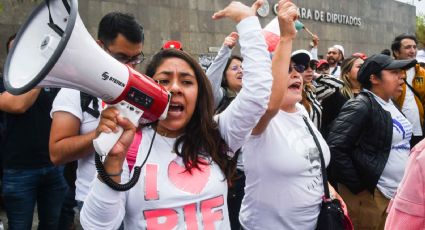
[
  {"x1": 332, "y1": 45, "x2": 345, "y2": 58},
  {"x1": 291, "y1": 50, "x2": 312, "y2": 69}
]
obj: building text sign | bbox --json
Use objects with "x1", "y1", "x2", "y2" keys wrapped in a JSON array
[{"x1": 271, "y1": 5, "x2": 362, "y2": 27}]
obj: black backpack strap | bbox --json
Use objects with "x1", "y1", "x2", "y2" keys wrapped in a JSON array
[
  {"x1": 404, "y1": 79, "x2": 422, "y2": 100},
  {"x1": 80, "y1": 92, "x2": 100, "y2": 118},
  {"x1": 331, "y1": 66, "x2": 338, "y2": 75}
]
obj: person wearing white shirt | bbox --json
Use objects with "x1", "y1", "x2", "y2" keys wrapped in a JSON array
[
  {"x1": 80, "y1": 1, "x2": 275, "y2": 229},
  {"x1": 328, "y1": 54, "x2": 415, "y2": 230},
  {"x1": 206, "y1": 33, "x2": 246, "y2": 229},
  {"x1": 392, "y1": 34, "x2": 425, "y2": 148},
  {"x1": 239, "y1": 2, "x2": 346, "y2": 229},
  {"x1": 326, "y1": 45, "x2": 344, "y2": 78}
]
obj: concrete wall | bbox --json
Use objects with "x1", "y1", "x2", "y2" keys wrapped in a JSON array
[{"x1": 0, "y1": 0, "x2": 416, "y2": 72}]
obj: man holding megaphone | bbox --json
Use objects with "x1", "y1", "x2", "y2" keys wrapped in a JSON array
[{"x1": 49, "y1": 11, "x2": 145, "y2": 226}]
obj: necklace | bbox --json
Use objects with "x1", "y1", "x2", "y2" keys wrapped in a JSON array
[
  {"x1": 155, "y1": 130, "x2": 176, "y2": 153},
  {"x1": 153, "y1": 126, "x2": 181, "y2": 153},
  {"x1": 156, "y1": 128, "x2": 169, "y2": 137}
]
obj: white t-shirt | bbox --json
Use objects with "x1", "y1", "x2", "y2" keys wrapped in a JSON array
[
  {"x1": 51, "y1": 88, "x2": 101, "y2": 202},
  {"x1": 402, "y1": 67, "x2": 422, "y2": 136},
  {"x1": 80, "y1": 16, "x2": 273, "y2": 230},
  {"x1": 329, "y1": 65, "x2": 341, "y2": 78},
  {"x1": 84, "y1": 128, "x2": 230, "y2": 229},
  {"x1": 372, "y1": 93, "x2": 412, "y2": 199},
  {"x1": 240, "y1": 104, "x2": 330, "y2": 230}
]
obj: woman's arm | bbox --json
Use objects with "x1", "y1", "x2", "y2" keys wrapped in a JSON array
[
  {"x1": 80, "y1": 107, "x2": 136, "y2": 229},
  {"x1": 80, "y1": 163, "x2": 130, "y2": 230},
  {"x1": 252, "y1": 0, "x2": 298, "y2": 135},
  {"x1": 213, "y1": 1, "x2": 273, "y2": 152},
  {"x1": 328, "y1": 183, "x2": 348, "y2": 215},
  {"x1": 206, "y1": 33, "x2": 238, "y2": 108}
]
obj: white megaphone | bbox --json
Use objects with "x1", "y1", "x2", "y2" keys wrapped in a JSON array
[{"x1": 4, "y1": 0, "x2": 170, "y2": 156}]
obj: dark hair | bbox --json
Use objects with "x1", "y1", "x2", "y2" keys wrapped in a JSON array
[
  {"x1": 221, "y1": 55, "x2": 243, "y2": 88},
  {"x1": 391, "y1": 34, "x2": 417, "y2": 58},
  {"x1": 301, "y1": 84, "x2": 313, "y2": 113},
  {"x1": 146, "y1": 49, "x2": 236, "y2": 182},
  {"x1": 6, "y1": 33, "x2": 16, "y2": 54},
  {"x1": 98, "y1": 12, "x2": 144, "y2": 46},
  {"x1": 361, "y1": 72, "x2": 383, "y2": 90},
  {"x1": 381, "y1": 49, "x2": 391, "y2": 56}
]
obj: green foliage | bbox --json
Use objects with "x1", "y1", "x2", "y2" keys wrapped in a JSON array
[{"x1": 417, "y1": 15, "x2": 425, "y2": 47}]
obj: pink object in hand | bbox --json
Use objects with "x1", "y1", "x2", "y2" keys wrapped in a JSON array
[{"x1": 126, "y1": 129, "x2": 142, "y2": 172}]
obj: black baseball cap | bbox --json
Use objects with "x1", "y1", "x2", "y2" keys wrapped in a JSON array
[
  {"x1": 291, "y1": 50, "x2": 311, "y2": 69},
  {"x1": 357, "y1": 54, "x2": 417, "y2": 84}
]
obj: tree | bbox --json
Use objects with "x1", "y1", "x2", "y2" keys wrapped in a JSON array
[{"x1": 417, "y1": 14, "x2": 425, "y2": 48}]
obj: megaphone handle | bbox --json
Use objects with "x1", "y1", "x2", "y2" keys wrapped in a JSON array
[
  {"x1": 93, "y1": 102, "x2": 143, "y2": 156},
  {"x1": 304, "y1": 26, "x2": 315, "y2": 38}
]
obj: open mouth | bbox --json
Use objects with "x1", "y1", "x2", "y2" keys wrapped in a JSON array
[
  {"x1": 288, "y1": 82, "x2": 301, "y2": 90},
  {"x1": 168, "y1": 103, "x2": 184, "y2": 112}
]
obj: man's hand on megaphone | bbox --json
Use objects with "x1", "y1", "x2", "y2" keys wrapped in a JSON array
[
  {"x1": 224, "y1": 32, "x2": 239, "y2": 49},
  {"x1": 212, "y1": 0, "x2": 263, "y2": 23},
  {"x1": 277, "y1": 0, "x2": 298, "y2": 40}
]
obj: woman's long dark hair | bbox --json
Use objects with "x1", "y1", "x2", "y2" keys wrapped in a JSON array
[
  {"x1": 221, "y1": 55, "x2": 243, "y2": 89},
  {"x1": 146, "y1": 49, "x2": 236, "y2": 182}
]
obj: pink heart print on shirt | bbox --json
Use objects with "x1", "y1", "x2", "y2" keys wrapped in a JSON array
[{"x1": 168, "y1": 158, "x2": 211, "y2": 194}]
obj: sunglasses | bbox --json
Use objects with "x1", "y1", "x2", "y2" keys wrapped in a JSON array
[
  {"x1": 289, "y1": 64, "x2": 306, "y2": 74},
  {"x1": 309, "y1": 61, "x2": 318, "y2": 70}
]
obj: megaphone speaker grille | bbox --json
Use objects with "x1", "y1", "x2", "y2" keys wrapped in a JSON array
[{"x1": 4, "y1": 0, "x2": 78, "y2": 95}]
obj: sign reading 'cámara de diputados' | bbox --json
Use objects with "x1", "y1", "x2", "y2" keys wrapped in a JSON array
[{"x1": 270, "y1": 4, "x2": 362, "y2": 27}]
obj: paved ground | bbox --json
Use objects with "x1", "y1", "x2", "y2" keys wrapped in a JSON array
[{"x1": 0, "y1": 205, "x2": 83, "y2": 230}]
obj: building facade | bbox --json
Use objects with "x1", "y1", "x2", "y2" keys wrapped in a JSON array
[{"x1": 0, "y1": 0, "x2": 416, "y2": 71}]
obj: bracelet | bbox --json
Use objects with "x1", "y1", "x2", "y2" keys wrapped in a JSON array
[{"x1": 105, "y1": 169, "x2": 123, "y2": 177}]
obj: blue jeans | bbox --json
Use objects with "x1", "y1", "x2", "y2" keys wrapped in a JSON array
[
  {"x1": 58, "y1": 186, "x2": 77, "y2": 229},
  {"x1": 3, "y1": 166, "x2": 68, "y2": 230}
]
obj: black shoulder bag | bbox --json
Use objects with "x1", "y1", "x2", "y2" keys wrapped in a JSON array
[{"x1": 302, "y1": 116, "x2": 346, "y2": 230}]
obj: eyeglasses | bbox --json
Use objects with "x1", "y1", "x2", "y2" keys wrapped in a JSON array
[
  {"x1": 289, "y1": 64, "x2": 306, "y2": 73},
  {"x1": 230, "y1": 65, "x2": 243, "y2": 71},
  {"x1": 103, "y1": 45, "x2": 146, "y2": 65}
]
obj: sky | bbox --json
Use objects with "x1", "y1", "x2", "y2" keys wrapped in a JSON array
[{"x1": 396, "y1": 0, "x2": 425, "y2": 15}]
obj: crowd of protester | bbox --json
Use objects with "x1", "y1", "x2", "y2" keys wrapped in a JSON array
[{"x1": 1, "y1": 0, "x2": 425, "y2": 229}]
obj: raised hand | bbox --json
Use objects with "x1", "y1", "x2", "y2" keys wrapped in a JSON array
[
  {"x1": 277, "y1": 0, "x2": 298, "y2": 39},
  {"x1": 212, "y1": 0, "x2": 263, "y2": 23},
  {"x1": 223, "y1": 32, "x2": 239, "y2": 49},
  {"x1": 312, "y1": 34, "x2": 320, "y2": 47}
]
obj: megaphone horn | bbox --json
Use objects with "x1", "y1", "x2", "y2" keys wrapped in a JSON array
[{"x1": 4, "y1": 0, "x2": 171, "y2": 191}]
